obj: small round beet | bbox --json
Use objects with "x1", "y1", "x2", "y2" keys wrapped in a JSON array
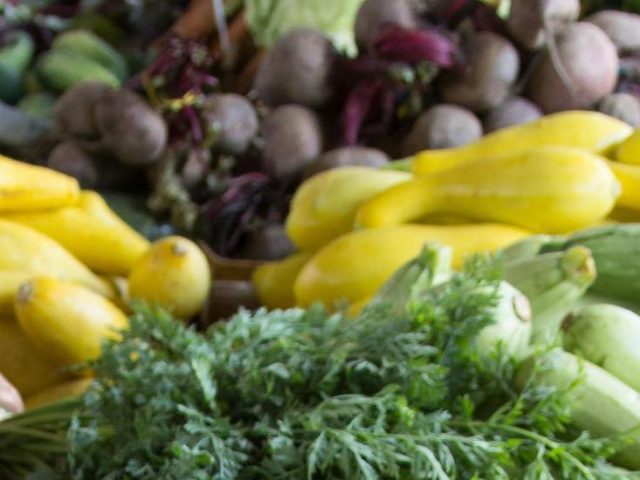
[
  {"x1": 598, "y1": 93, "x2": 640, "y2": 127},
  {"x1": 484, "y1": 97, "x2": 542, "y2": 133},
  {"x1": 304, "y1": 146, "x2": 390, "y2": 178},
  {"x1": 507, "y1": 0, "x2": 580, "y2": 50},
  {"x1": 47, "y1": 140, "x2": 98, "y2": 188},
  {"x1": 586, "y1": 10, "x2": 640, "y2": 54},
  {"x1": 355, "y1": 0, "x2": 417, "y2": 53},
  {"x1": 261, "y1": 105, "x2": 323, "y2": 180},
  {"x1": 202, "y1": 280, "x2": 261, "y2": 325},
  {"x1": 202, "y1": 94, "x2": 259, "y2": 156},
  {"x1": 402, "y1": 104, "x2": 483, "y2": 155},
  {"x1": 241, "y1": 224, "x2": 296, "y2": 261},
  {"x1": 254, "y1": 28, "x2": 336, "y2": 109},
  {"x1": 526, "y1": 22, "x2": 619, "y2": 113},
  {"x1": 94, "y1": 88, "x2": 168, "y2": 166},
  {"x1": 439, "y1": 32, "x2": 520, "y2": 112},
  {"x1": 52, "y1": 81, "x2": 110, "y2": 139}
]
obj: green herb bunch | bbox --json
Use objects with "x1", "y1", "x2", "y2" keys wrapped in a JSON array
[{"x1": 1, "y1": 253, "x2": 633, "y2": 479}]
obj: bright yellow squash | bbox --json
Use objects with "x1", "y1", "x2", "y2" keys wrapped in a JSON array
[
  {"x1": 15, "y1": 278, "x2": 129, "y2": 365},
  {"x1": 252, "y1": 252, "x2": 312, "y2": 309},
  {"x1": 0, "y1": 271, "x2": 36, "y2": 315},
  {"x1": 294, "y1": 223, "x2": 530, "y2": 307},
  {"x1": 128, "y1": 236, "x2": 211, "y2": 319},
  {"x1": 0, "y1": 219, "x2": 113, "y2": 297},
  {"x1": 357, "y1": 146, "x2": 619, "y2": 233},
  {"x1": 0, "y1": 154, "x2": 79, "y2": 210},
  {"x1": 607, "y1": 160, "x2": 640, "y2": 211},
  {"x1": 0, "y1": 319, "x2": 68, "y2": 397},
  {"x1": 3, "y1": 203, "x2": 150, "y2": 276},
  {"x1": 615, "y1": 129, "x2": 640, "y2": 165},
  {"x1": 77, "y1": 190, "x2": 136, "y2": 228},
  {"x1": 413, "y1": 111, "x2": 632, "y2": 175},
  {"x1": 286, "y1": 167, "x2": 412, "y2": 251},
  {"x1": 25, "y1": 377, "x2": 93, "y2": 409}
]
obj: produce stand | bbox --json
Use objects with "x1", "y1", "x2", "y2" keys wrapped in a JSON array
[{"x1": 2, "y1": 0, "x2": 640, "y2": 478}]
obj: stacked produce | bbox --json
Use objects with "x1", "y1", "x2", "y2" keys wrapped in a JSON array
[
  {"x1": 0, "y1": 153, "x2": 211, "y2": 410},
  {"x1": 4, "y1": 1, "x2": 640, "y2": 476},
  {"x1": 2, "y1": 240, "x2": 640, "y2": 478},
  {"x1": 254, "y1": 110, "x2": 640, "y2": 311},
  {"x1": 5, "y1": 0, "x2": 640, "y2": 270}
]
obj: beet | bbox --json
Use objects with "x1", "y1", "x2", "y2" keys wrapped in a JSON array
[
  {"x1": 483, "y1": 97, "x2": 542, "y2": 133},
  {"x1": 304, "y1": 146, "x2": 390, "y2": 178},
  {"x1": 241, "y1": 224, "x2": 295, "y2": 261},
  {"x1": 94, "y1": 88, "x2": 168, "y2": 167},
  {"x1": 354, "y1": 0, "x2": 417, "y2": 53},
  {"x1": 254, "y1": 29, "x2": 336, "y2": 109},
  {"x1": 46, "y1": 141, "x2": 98, "y2": 188},
  {"x1": 507, "y1": 0, "x2": 580, "y2": 50},
  {"x1": 202, "y1": 94, "x2": 259, "y2": 156},
  {"x1": 261, "y1": 105, "x2": 323, "y2": 180},
  {"x1": 402, "y1": 104, "x2": 483, "y2": 154},
  {"x1": 525, "y1": 22, "x2": 619, "y2": 113},
  {"x1": 598, "y1": 93, "x2": 640, "y2": 127},
  {"x1": 586, "y1": 10, "x2": 640, "y2": 54},
  {"x1": 52, "y1": 81, "x2": 109, "y2": 139},
  {"x1": 439, "y1": 31, "x2": 520, "y2": 112},
  {"x1": 201, "y1": 280, "x2": 261, "y2": 326}
]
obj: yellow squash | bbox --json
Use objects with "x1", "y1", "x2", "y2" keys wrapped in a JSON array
[
  {"x1": 128, "y1": 236, "x2": 211, "y2": 319},
  {"x1": 252, "y1": 252, "x2": 312, "y2": 309},
  {"x1": 294, "y1": 223, "x2": 530, "y2": 307},
  {"x1": 15, "y1": 278, "x2": 129, "y2": 365},
  {"x1": 3, "y1": 201, "x2": 150, "y2": 276},
  {"x1": 0, "y1": 219, "x2": 113, "y2": 297},
  {"x1": 77, "y1": 190, "x2": 135, "y2": 227},
  {"x1": 25, "y1": 378, "x2": 93, "y2": 409},
  {"x1": 0, "y1": 319, "x2": 68, "y2": 397},
  {"x1": 607, "y1": 160, "x2": 640, "y2": 211},
  {"x1": 357, "y1": 146, "x2": 619, "y2": 233},
  {"x1": 615, "y1": 129, "x2": 640, "y2": 165},
  {"x1": 286, "y1": 167, "x2": 412, "y2": 251},
  {"x1": 413, "y1": 111, "x2": 632, "y2": 175},
  {"x1": 0, "y1": 154, "x2": 80, "y2": 210},
  {"x1": 0, "y1": 271, "x2": 35, "y2": 315}
]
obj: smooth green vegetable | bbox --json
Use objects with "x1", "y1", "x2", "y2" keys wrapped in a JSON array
[
  {"x1": 505, "y1": 224, "x2": 640, "y2": 304},
  {"x1": 52, "y1": 30, "x2": 128, "y2": 81},
  {"x1": 503, "y1": 246, "x2": 596, "y2": 344},
  {"x1": 517, "y1": 349, "x2": 640, "y2": 470},
  {"x1": 563, "y1": 304, "x2": 640, "y2": 392},
  {"x1": 37, "y1": 49, "x2": 121, "y2": 92}
]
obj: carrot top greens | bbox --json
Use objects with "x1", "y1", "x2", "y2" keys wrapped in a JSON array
[{"x1": 0, "y1": 248, "x2": 632, "y2": 479}]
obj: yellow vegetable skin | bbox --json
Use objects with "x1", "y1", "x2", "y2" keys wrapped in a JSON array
[
  {"x1": 286, "y1": 167, "x2": 412, "y2": 251},
  {"x1": 357, "y1": 146, "x2": 619, "y2": 233},
  {"x1": 0, "y1": 319, "x2": 68, "y2": 397},
  {"x1": 0, "y1": 219, "x2": 113, "y2": 297},
  {"x1": 294, "y1": 224, "x2": 529, "y2": 307},
  {"x1": 347, "y1": 297, "x2": 371, "y2": 318},
  {"x1": 413, "y1": 111, "x2": 632, "y2": 175},
  {"x1": 607, "y1": 160, "x2": 640, "y2": 211},
  {"x1": 252, "y1": 252, "x2": 312, "y2": 309},
  {"x1": 15, "y1": 278, "x2": 129, "y2": 365},
  {"x1": 77, "y1": 190, "x2": 134, "y2": 227},
  {"x1": 128, "y1": 236, "x2": 211, "y2": 319},
  {"x1": 0, "y1": 271, "x2": 36, "y2": 315},
  {"x1": 615, "y1": 129, "x2": 640, "y2": 165},
  {"x1": 3, "y1": 203, "x2": 150, "y2": 276},
  {"x1": 0, "y1": 154, "x2": 80, "y2": 210},
  {"x1": 25, "y1": 378, "x2": 93, "y2": 409}
]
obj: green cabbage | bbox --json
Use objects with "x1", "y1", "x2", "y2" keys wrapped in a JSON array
[{"x1": 245, "y1": 0, "x2": 366, "y2": 55}]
